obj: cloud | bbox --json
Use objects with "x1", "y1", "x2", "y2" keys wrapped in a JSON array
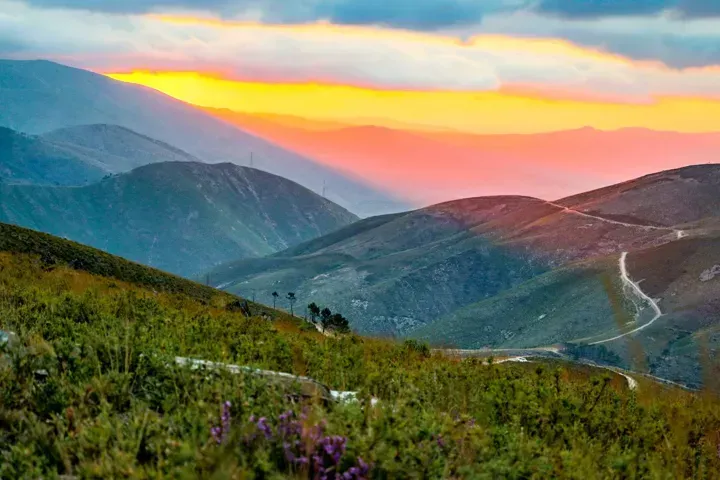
[
  {"x1": 536, "y1": 0, "x2": 720, "y2": 18},
  {"x1": 23, "y1": 0, "x2": 720, "y2": 26},
  {"x1": 21, "y1": 0, "x2": 520, "y2": 29},
  {"x1": 536, "y1": 0, "x2": 675, "y2": 18},
  {"x1": 679, "y1": 0, "x2": 720, "y2": 17},
  {"x1": 472, "y1": 10, "x2": 720, "y2": 68},
  {"x1": 314, "y1": 0, "x2": 501, "y2": 29},
  {"x1": 3, "y1": 0, "x2": 720, "y2": 98}
]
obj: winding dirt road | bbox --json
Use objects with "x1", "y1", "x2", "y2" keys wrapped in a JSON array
[
  {"x1": 590, "y1": 252, "x2": 663, "y2": 345},
  {"x1": 546, "y1": 202, "x2": 683, "y2": 237}
]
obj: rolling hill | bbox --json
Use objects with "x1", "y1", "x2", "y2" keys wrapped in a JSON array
[
  {"x1": 0, "y1": 162, "x2": 357, "y2": 277},
  {"x1": 0, "y1": 126, "x2": 107, "y2": 185},
  {"x1": 417, "y1": 225, "x2": 720, "y2": 387},
  {"x1": 0, "y1": 124, "x2": 207, "y2": 187},
  {"x1": 40, "y1": 124, "x2": 202, "y2": 173},
  {"x1": 0, "y1": 59, "x2": 406, "y2": 216},
  {"x1": 207, "y1": 165, "x2": 720, "y2": 371}
]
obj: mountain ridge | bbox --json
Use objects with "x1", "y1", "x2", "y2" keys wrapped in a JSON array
[
  {"x1": 0, "y1": 161, "x2": 358, "y2": 276},
  {"x1": 0, "y1": 126, "x2": 107, "y2": 186},
  {"x1": 207, "y1": 165, "x2": 719, "y2": 366},
  {"x1": 0, "y1": 59, "x2": 407, "y2": 216},
  {"x1": 205, "y1": 105, "x2": 720, "y2": 205},
  {"x1": 40, "y1": 124, "x2": 202, "y2": 172}
]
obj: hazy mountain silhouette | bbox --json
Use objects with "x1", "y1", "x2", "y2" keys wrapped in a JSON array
[{"x1": 0, "y1": 162, "x2": 358, "y2": 276}]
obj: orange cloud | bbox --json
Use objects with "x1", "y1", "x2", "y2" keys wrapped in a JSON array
[{"x1": 106, "y1": 70, "x2": 720, "y2": 134}]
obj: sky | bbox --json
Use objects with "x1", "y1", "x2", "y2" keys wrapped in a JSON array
[{"x1": 3, "y1": 0, "x2": 720, "y2": 134}]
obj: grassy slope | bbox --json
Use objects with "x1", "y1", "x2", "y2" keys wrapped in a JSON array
[
  {"x1": 1, "y1": 227, "x2": 720, "y2": 477},
  {"x1": 420, "y1": 232, "x2": 720, "y2": 387},
  {"x1": 0, "y1": 221, "x2": 270, "y2": 312},
  {"x1": 209, "y1": 197, "x2": 555, "y2": 335},
  {"x1": 416, "y1": 255, "x2": 626, "y2": 349}
]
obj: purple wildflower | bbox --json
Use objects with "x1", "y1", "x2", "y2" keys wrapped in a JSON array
[
  {"x1": 342, "y1": 457, "x2": 371, "y2": 480},
  {"x1": 243, "y1": 410, "x2": 370, "y2": 479},
  {"x1": 436, "y1": 434, "x2": 446, "y2": 449},
  {"x1": 321, "y1": 435, "x2": 347, "y2": 465},
  {"x1": 256, "y1": 417, "x2": 273, "y2": 439},
  {"x1": 210, "y1": 401, "x2": 231, "y2": 444},
  {"x1": 278, "y1": 410, "x2": 302, "y2": 438}
]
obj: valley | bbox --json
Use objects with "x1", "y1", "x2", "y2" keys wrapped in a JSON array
[
  {"x1": 209, "y1": 165, "x2": 720, "y2": 387},
  {"x1": 0, "y1": 53, "x2": 719, "y2": 478}
]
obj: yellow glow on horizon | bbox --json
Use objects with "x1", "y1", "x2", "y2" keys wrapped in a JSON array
[{"x1": 105, "y1": 71, "x2": 720, "y2": 134}]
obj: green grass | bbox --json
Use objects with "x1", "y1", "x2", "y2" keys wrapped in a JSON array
[
  {"x1": 0, "y1": 222, "x2": 229, "y2": 303},
  {"x1": 1, "y1": 230, "x2": 720, "y2": 478}
]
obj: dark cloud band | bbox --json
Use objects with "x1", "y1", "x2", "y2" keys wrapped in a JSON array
[
  {"x1": 536, "y1": 0, "x2": 720, "y2": 18},
  {"x1": 23, "y1": 0, "x2": 508, "y2": 29},
  {"x1": 18, "y1": 0, "x2": 720, "y2": 30},
  {"x1": 536, "y1": 0, "x2": 675, "y2": 18}
]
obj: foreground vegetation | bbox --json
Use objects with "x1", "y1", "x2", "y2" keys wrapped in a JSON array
[{"x1": 1, "y1": 243, "x2": 720, "y2": 478}]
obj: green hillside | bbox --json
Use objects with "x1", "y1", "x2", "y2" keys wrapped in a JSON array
[
  {"x1": 0, "y1": 124, "x2": 210, "y2": 188},
  {"x1": 0, "y1": 221, "x2": 223, "y2": 304},
  {"x1": 418, "y1": 231, "x2": 720, "y2": 388},
  {"x1": 208, "y1": 165, "x2": 720, "y2": 386},
  {"x1": 0, "y1": 126, "x2": 106, "y2": 186},
  {"x1": 0, "y1": 161, "x2": 358, "y2": 277},
  {"x1": 415, "y1": 255, "x2": 625, "y2": 350},
  {"x1": 40, "y1": 124, "x2": 204, "y2": 173},
  {"x1": 2, "y1": 222, "x2": 720, "y2": 478}
]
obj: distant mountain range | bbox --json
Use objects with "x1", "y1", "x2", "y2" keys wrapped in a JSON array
[
  {"x1": 0, "y1": 59, "x2": 407, "y2": 217},
  {"x1": 207, "y1": 107, "x2": 720, "y2": 205},
  {"x1": 0, "y1": 124, "x2": 202, "y2": 187},
  {"x1": 0, "y1": 162, "x2": 357, "y2": 277},
  {"x1": 207, "y1": 164, "x2": 720, "y2": 386}
]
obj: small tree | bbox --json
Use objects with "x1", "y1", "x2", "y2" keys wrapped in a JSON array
[
  {"x1": 287, "y1": 292, "x2": 297, "y2": 316},
  {"x1": 271, "y1": 291, "x2": 279, "y2": 309},
  {"x1": 308, "y1": 302, "x2": 320, "y2": 323},
  {"x1": 320, "y1": 307, "x2": 332, "y2": 332},
  {"x1": 328, "y1": 313, "x2": 350, "y2": 333}
]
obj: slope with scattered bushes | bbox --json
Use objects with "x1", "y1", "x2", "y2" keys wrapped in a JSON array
[{"x1": 1, "y1": 228, "x2": 720, "y2": 478}]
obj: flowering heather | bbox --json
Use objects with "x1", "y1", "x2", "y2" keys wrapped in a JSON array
[
  {"x1": 210, "y1": 401, "x2": 231, "y2": 444},
  {"x1": 246, "y1": 410, "x2": 370, "y2": 479}
]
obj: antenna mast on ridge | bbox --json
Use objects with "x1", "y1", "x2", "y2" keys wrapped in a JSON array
[{"x1": 322, "y1": 180, "x2": 327, "y2": 198}]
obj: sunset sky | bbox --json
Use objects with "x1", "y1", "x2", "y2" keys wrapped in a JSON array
[
  {"x1": 2, "y1": 0, "x2": 720, "y2": 204},
  {"x1": 2, "y1": 0, "x2": 720, "y2": 134}
]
